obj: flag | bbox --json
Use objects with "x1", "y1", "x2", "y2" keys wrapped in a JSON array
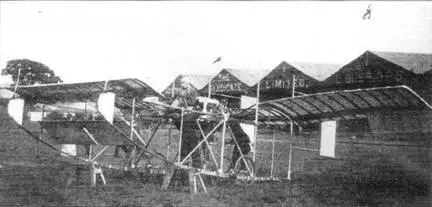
[
  {"x1": 362, "y1": 4, "x2": 372, "y2": 20},
  {"x1": 212, "y1": 57, "x2": 222, "y2": 64}
]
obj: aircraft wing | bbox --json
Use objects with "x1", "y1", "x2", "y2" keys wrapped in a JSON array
[
  {"x1": 10, "y1": 78, "x2": 163, "y2": 104},
  {"x1": 231, "y1": 85, "x2": 432, "y2": 127}
]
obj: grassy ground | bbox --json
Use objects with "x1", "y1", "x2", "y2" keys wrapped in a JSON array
[{"x1": 0, "y1": 128, "x2": 430, "y2": 206}]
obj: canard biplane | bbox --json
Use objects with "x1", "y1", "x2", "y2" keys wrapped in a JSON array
[{"x1": 4, "y1": 77, "x2": 432, "y2": 193}]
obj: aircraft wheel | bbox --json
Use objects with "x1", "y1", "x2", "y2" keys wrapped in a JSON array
[
  {"x1": 138, "y1": 152, "x2": 167, "y2": 183},
  {"x1": 234, "y1": 156, "x2": 255, "y2": 185}
]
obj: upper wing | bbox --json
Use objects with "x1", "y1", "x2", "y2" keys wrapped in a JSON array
[
  {"x1": 231, "y1": 85, "x2": 432, "y2": 127},
  {"x1": 10, "y1": 78, "x2": 163, "y2": 104}
]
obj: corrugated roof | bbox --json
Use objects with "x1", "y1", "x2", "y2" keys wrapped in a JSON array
[
  {"x1": 290, "y1": 62, "x2": 342, "y2": 81},
  {"x1": 225, "y1": 69, "x2": 271, "y2": 86},
  {"x1": 372, "y1": 51, "x2": 432, "y2": 74}
]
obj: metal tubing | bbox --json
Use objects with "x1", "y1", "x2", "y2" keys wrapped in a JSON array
[
  {"x1": 286, "y1": 144, "x2": 319, "y2": 180},
  {"x1": 109, "y1": 124, "x2": 138, "y2": 146},
  {"x1": 103, "y1": 80, "x2": 109, "y2": 91},
  {"x1": 84, "y1": 100, "x2": 88, "y2": 117},
  {"x1": 82, "y1": 127, "x2": 99, "y2": 145},
  {"x1": 178, "y1": 109, "x2": 184, "y2": 163},
  {"x1": 145, "y1": 120, "x2": 162, "y2": 149},
  {"x1": 270, "y1": 129, "x2": 276, "y2": 178},
  {"x1": 292, "y1": 146, "x2": 320, "y2": 152},
  {"x1": 15, "y1": 123, "x2": 135, "y2": 171},
  {"x1": 287, "y1": 143, "x2": 293, "y2": 180},
  {"x1": 212, "y1": 93, "x2": 241, "y2": 100},
  {"x1": 129, "y1": 98, "x2": 137, "y2": 167},
  {"x1": 91, "y1": 146, "x2": 110, "y2": 162},
  {"x1": 253, "y1": 81, "x2": 260, "y2": 162},
  {"x1": 13, "y1": 68, "x2": 21, "y2": 95},
  {"x1": 133, "y1": 128, "x2": 146, "y2": 146},
  {"x1": 198, "y1": 174, "x2": 208, "y2": 193},
  {"x1": 290, "y1": 121, "x2": 294, "y2": 136},
  {"x1": 167, "y1": 123, "x2": 172, "y2": 159},
  {"x1": 197, "y1": 119, "x2": 219, "y2": 169},
  {"x1": 38, "y1": 104, "x2": 46, "y2": 157},
  {"x1": 120, "y1": 118, "x2": 146, "y2": 145},
  {"x1": 130, "y1": 98, "x2": 136, "y2": 140},
  {"x1": 88, "y1": 145, "x2": 93, "y2": 161},
  {"x1": 219, "y1": 118, "x2": 226, "y2": 173},
  {"x1": 180, "y1": 120, "x2": 223, "y2": 165}
]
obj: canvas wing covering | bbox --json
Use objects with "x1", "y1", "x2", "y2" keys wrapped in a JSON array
[{"x1": 231, "y1": 85, "x2": 432, "y2": 127}]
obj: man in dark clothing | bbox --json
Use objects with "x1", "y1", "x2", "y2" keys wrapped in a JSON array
[
  {"x1": 229, "y1": 123, "x2": 251, "y2": 167},
  {"x1": 173, "y1": 112, "x2": 202, "y2": 168},
  {"x1": 169, "y1": 95, "x2": 203, "y2": 168}
]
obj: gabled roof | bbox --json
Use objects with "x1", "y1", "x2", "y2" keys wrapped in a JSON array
[
  {"x1": 179, "y1": 74, "x2": 213, "y2": 90},
  {"x1": 372, "y1": 51, "x2": 432, "y2": 74},
  {"x1": 162, "y1": 74, "x2": 213, "y2": 96},
  {"x1": 290, "y1": 62, "x2": 341, "y2": 81},
  {"x1": 225, "y1": 69, "x2": 271, "y2": 86}
]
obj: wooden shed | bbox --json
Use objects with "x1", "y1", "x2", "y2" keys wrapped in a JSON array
[
  {"x1": 199, "y1": 68, "x2": 270, "y2": 108},
  {"x1": 319, "y1": 51, "x2": 432, "y2": 135},
  {"x1": 322, "y1": 51, "x2": 432, "y2": 92},
  {"x1": 258, "y1": 61, "x2": 340, "y2": 100}
]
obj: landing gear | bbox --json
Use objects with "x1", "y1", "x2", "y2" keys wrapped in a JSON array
[{"x1": 234, "y1": 155, "x2": 255, "y2": 184}]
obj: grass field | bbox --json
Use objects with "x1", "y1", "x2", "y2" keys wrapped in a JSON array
[{"x1": 0, "y1": 126, "x2": 430, "y2": 206}]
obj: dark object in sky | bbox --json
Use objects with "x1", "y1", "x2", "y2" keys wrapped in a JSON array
[
  {"x1": 213, "y1": 57, "x2": 222, "y2": 64},
  {"x1": 363, "y1": 4, "x2": 372, "y2": 20}
]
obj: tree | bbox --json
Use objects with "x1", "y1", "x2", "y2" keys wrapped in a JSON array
[{"x1": 1, "y1": 59, "x2": 62, "y2": 86}]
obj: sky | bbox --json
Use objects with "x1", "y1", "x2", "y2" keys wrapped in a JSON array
[{"x1": 1, "y1": 1, "x2": 431, "y2": 92}]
